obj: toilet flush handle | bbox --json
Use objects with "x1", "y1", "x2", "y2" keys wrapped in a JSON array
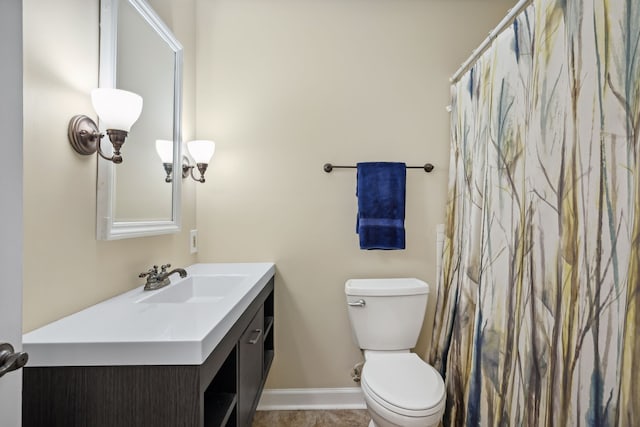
[{"x1": 348, "y1": 299, "x2": 366, "y2": 307}]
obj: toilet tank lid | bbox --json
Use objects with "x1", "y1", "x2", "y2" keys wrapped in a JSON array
[{"x1": 345, "y1": 278, "x2": 429, "y2": 296}]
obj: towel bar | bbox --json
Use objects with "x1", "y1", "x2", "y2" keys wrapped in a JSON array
[{"x1": 323, "y1": 163, "x2": 434, "y2": 173}]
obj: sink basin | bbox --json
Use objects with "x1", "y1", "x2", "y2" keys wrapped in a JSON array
[
  {"x1": 137, "y1": 275, "x2": 247, "y2": 304},
  {"x1": 23, "y1": 262, "x2": 276, "y2": 366}
]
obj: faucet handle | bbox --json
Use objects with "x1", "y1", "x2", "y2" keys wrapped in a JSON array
[
  {"x1": 139, "y1": 265, "x2": 159, "y2": 278},
  {"x1": 160, "y1": 264, "x2": 171, "y2": 273}
]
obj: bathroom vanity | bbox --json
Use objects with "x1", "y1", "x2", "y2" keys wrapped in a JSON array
[{"x1": 22, "y1": 263, "x2": 275, "y2": 427}]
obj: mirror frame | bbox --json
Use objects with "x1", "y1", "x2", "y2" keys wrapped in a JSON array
[{"x1": 96, "y1": 0, "x2": 184, "y2": 240}]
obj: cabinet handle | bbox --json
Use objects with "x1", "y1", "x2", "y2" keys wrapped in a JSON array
[{"x1": 248, "y1": 329, "x2": 263, "y2": 345}]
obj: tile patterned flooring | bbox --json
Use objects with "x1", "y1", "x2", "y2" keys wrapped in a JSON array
[{"x1": 252, "y1": 409, "x2": 371, "y2": 426}]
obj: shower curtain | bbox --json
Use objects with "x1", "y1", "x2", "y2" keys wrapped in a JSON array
[{"x1": 430, "y1": 0, "x2": 640, "y2": 425}]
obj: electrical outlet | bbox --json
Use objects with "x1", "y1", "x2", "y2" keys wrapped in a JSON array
[{"x1": 190, "y1": 229, "x2": 198, "y2": 254}]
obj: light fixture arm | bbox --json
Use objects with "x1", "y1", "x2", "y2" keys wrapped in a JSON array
[
  {"x1": 188, "y1": 163, "x2": 208, "y2": 183},
  {"x1": 180, "y1": 160, "x2": 208, "y2": 183},
  {"x1": 68, "y1": 115, "x2": 129, "y2": 164}
]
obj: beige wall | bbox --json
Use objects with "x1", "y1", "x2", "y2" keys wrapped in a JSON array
[
  {"x1": 22, "y1": 0, "x2": 514, "y2": 391},
  {"x1": 194, "y1": 0, "x2": 513, "y2": 389},
  {"x1": 22, "y1": 0, "x2": 197, "y2": 332}
]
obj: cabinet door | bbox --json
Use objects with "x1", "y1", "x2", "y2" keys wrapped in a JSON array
[{"x1": 237, "y1": 307, "x2": 264, "y2": 427}]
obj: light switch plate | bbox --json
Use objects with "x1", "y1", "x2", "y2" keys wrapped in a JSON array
[{"x1": 190, "y1": 229, "x2": 198, "y2": 254}]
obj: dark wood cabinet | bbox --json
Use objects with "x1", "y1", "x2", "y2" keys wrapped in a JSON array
[
  {"x1": 238, "y1": 306, "x2": 264, "y2": 427},
  {"x1": 23, "y1": 276, "x2": 275, "y2": 427}
]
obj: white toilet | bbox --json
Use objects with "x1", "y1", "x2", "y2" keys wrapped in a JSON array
[{"x1": 345, "y1": 278, "x2": 446, "y2": 427}]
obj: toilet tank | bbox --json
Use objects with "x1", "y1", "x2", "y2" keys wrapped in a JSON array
[{"x1": 345, "y1": 278, "x2": 429, "y2": 351}]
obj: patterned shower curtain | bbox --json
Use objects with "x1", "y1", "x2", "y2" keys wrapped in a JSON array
[{"x1": 430, "y1": 0, "x2": 640, "y2": 425}]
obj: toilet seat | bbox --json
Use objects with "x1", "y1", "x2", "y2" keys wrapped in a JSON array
[{"x1": 361, "y1": 353, "x2": 445, "y2": 418}]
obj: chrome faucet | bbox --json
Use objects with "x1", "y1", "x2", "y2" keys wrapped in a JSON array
[{"x1": 139, "y1": 264, "x2": 187, "y2": 291}]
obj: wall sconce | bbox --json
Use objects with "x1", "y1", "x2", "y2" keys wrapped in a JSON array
[
  {"x1": 155, "y1": 139, "x2": 190, "y2": 183},
  {"x1": 68, "y1": 88, "x2": 143, "y2": 164},
  {"x1": 185, "y1": 140, "x2": 215, "y2": 183}
]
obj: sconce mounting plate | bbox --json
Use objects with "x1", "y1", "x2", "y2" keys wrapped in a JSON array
[
  {"x1": 68, "y1": 115, "x2": 99, "y2": 155},
  {"x1": 181, "y1": 156, "x2": 191, "y2": 178}
]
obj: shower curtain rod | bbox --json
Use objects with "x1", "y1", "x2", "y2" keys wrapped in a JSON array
[{"x1": 449, "y1": 0, "x2": 533, "y2": 84}]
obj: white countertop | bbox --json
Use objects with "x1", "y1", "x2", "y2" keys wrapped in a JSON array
[{"x1": 23, "y1": 263, "x2": 275, "y2": 367}]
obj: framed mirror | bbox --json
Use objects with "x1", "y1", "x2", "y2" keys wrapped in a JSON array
[{"x1": 96, "y1": 0, "x2": 183, "y2": 240}]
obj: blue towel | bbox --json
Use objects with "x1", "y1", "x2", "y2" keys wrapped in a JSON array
[{"x1": 356, "y1": 162, "x2": 406, "y2": 250}]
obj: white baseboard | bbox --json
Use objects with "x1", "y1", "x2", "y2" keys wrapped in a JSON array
[{"x1": 257, "y1": 387, "x2": 367, "y2": 411}]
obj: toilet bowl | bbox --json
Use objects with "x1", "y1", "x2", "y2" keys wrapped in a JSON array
[
  {"x1": 345, "y1": 279, "x2": 446, "y2": 427},
  {"x1": 360, "y1": 353, "x2": 445, "y2": 427}
]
